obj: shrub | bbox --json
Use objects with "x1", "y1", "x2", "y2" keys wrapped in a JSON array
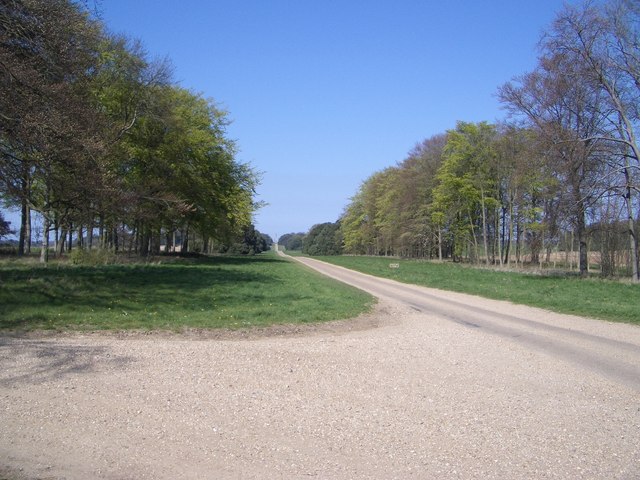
[{"x1": 69, "y1": 248, "x2": 117, "y2": 266}]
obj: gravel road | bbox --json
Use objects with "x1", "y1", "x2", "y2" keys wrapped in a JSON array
[{"x1": 1, "y1": 256, "x2": 639, "y2": 479}]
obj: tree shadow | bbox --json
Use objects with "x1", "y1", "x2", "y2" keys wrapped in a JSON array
[
  {"x1": 0, "y1": 337, "x2": 135, "y2": 387},
  {"x1": 0, "y1": 259, "x2": 283, "y2": 327}
]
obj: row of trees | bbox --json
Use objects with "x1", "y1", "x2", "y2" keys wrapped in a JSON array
[
  {"x1": 339, "y1": 0, "x2": 640, "y2": 280},
  {"x1": 1, "y1": 0, "x2": 263, "y2": 261},
  {"x1": 278, "y1": 221, "x2": 343, "y2": 256}
]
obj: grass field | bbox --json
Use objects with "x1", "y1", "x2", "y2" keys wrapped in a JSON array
[
  {"x1": 0, "y1": 252, "x2": 374, "y2": 331},
  {"x1": 311, "y1": 255, "x2": 640, "y2": 325}
]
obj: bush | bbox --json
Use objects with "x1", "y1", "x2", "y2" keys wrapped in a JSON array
[{"x1": 69, "y1": 248, "x2": 117, "y2": 266}]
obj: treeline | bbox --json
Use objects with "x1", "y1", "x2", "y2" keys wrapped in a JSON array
[
  {"x1": 0, "y1": 0, "x2": 265, "y2": 262},
  {"x1": 330, "y1": 0, "x2": 639, "y2": 280},
  {"x1": 278, "y1": 222, "x2": 342, "y2": 256}
]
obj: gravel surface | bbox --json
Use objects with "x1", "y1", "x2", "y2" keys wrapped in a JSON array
[{"x1": 1, "y1": 264, "x2": 640, "y2": 479}]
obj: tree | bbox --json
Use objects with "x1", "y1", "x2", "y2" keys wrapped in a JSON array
[
  {"x1": 1, "y1": 1, "x2": 261, "y2": 261},
  {"x1": 278, "y1": 232, "x2": 305, "y2": 251},
  {"x1": 224, "y1": 224, "x2": 271, "y2": 255},
  {"x1": 541, "y1": 0, "x2": 640, "y2": 280},
  {"x1": 500, "y1": 48, "x2": 611, "y2": 276},
  {"x1": 0, "y1": 0, "x2": 106, "y2": 261},
  {"x1": 303, "y1": 222, "x2": 343, "y2": 256},
  {"x1": 431, "y1": 122, "x2": 499, "y2": 264}
]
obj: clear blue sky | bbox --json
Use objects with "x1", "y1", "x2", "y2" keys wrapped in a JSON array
[{"x1": 5, "y1": 1, "x2": 571, "y2": 240}]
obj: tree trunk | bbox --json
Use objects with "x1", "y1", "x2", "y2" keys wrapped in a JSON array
[
  {"x1": 577, "y1": 211, "x2": 588, "y2": 278},
  {"x1": 67, "y1": 224, "x2": 73, "y2": 252},
  {"x1": 182, "y1": 224, "x2": 189, "y2": 253},
  {"x1": 623, "y1": 166, "x2": 639, "y2": 282},
  {"x1": 98, "y1": 214, "x2": 105, "y2": 249},
  {"x1": 139, "y1": 226, "x2": 149, "y2": 257},
  {"x1": 40, "y1": 216, "x2": 50, "y2": 264},
  {"x1": 114, "y1": 226, "x2": 119, "y2": 253},
  {"x1": 505, "y1": 194, "x2": 514, "y2": 266},
  {"x1": 480, "y1": 191, "x2": 490, "y2": 266},
  {"x1": 151, "y1": 227, "x2": 161, "y2": 255},
  {"x1": 497, "y1": 206, "x2": 503, "y2": 267},
  {"x1": 468, "y1": 209, "x2": 479, "y2": 264},
  {"x1": 76, "y1": 224, "x2": 82, "y2": 250},
  {"x1": 88, "y1": 225, "x2": 93, "y2": 249},
  {"x1": 55, "y1": 226, "x2": 66, "y2": 258},
  {"x1": 18, "y1": 196, "x2": 28, "y2": 256}
]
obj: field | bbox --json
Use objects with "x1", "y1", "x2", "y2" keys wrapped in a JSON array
[
  {"x1": 312, "y1": 255, "x2": 640, "y2": 324},
  {"x1": 0, "y1": 252, "x2": 373, "y2": 331}
]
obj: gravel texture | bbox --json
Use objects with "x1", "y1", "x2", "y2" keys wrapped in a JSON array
[{"x1": 1, "y1": 265, "x2": 640, "y2": 479}]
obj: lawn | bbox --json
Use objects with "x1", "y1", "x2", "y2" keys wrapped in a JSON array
[
  {"x1": 0, "y1": 252, "x2": 374, "y2": 331},
  {"x1": 312, "y1": 255, "x2": 640, "y2": 325}
]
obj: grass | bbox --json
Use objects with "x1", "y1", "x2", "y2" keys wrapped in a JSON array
[
  {"x1": 311, "y1": 255, "x2": 640, "y2": 325},
  {"x1": 0, "y1": 251, "x2": 374, "y2": 332}
]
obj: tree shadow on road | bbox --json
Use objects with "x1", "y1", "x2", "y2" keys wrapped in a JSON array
[{"x1": 0, "y1": 338, "x2": 134, "y2": 387}]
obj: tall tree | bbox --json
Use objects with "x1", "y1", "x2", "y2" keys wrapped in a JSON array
[
  {"x1": 542, "y1": 0, "x2": 640, "y2": 279},
  {"x1": 0, "y1": 0, "x2": 105, "y2": 261},
  {"x1": 431, "y1": 122, "x2": 499, "y2": 264},
  {"x1": 500, "y1": 50, "x2": 610, "y2": 276}
]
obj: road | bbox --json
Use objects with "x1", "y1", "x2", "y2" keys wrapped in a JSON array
[{"x1": 285, "y1": 251, "x2": 640, "y2": 393}]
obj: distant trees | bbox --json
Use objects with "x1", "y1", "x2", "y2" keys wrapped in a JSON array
[
  {"x1": 341, "y1": 134, "x2": 446, "y2": 258},
  {"x1": 278, "y1": 232, "x2": 305, "y2": 251},
  {"x1": 0, "y1": 0, "x2": 261, "y2": 262},
  {"x1": 278, "y1": 222, "x2": 343, "y2": 256},
  {"x1": 223, "y1": 224, "x2": 272, "y2": 255},
  {"x1": 303, "y1": 222, "x2": 343, "y2": 256}
]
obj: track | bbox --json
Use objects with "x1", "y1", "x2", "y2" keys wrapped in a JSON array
[{"x1": 286, "y1": 251, "x2": 640, "y2": 392}]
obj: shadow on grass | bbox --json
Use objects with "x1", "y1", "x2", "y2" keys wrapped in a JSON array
[
  {"x1": 0, "y1": 338, "x2": 135, "y2": 386},
  {"x1": 162, "y1": 254, "x2": 286, "y2": 266},
  {"x1": 0, "y1": 257, "x2": 282, "y2": 329}
]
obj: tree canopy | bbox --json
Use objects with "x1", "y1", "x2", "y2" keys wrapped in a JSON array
[{"x1": 0, "y1": 0, "x2": 262, "y2": 261}]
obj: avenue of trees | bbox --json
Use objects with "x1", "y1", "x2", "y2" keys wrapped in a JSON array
[
  {"x1": 338, "y1": 0, "x2": 640, "y2": 280},
  {"x1": 1, "y1": 0, "x2": 264, "y2": 262}
]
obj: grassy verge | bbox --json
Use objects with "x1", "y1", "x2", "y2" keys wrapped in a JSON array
[
  {"x1": 312, "y1": 256, "x2": 640, "y2": 324},
  {"x1": 0, "y1": 252, "x2": 374, "y2": 332}
]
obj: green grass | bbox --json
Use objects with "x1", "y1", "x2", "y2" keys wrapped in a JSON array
[
  {"x1": 0, "y1": 252, "x2": 374, "y2": 332},
  {"x1": 312, "y1": 256, "x2": 640, "y2": 324}
]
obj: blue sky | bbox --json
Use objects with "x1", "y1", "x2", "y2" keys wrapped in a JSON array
[{"x1": 5, "y1": 1, "x2": 570, "y2": 240}]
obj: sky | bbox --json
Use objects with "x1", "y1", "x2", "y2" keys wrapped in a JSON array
[{"x1": 4, "y1": 0, "x2": 571, "y2": 240}]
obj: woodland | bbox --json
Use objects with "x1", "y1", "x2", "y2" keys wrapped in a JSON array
[{"x1": 0, "y1": 0, "x2": 269, "y2": 262}]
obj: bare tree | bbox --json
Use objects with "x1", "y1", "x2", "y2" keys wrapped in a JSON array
[
  {"x1": 542, "y1": 0, "x2": 640, "y2": 280},
  {"x1": 500, "y1": 49, "x2": 610, "y2": 277}
]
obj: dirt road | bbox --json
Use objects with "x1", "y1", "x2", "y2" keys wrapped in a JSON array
[
  {"x1": 1, "y1": 254, "x2": 639, "y2": 479},
  {"x1": 291, "y1": 254, "x2": 640, "y2": 392}
]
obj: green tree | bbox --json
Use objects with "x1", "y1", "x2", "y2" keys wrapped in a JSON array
[
  {"x1": 278, "y1": 233, "x2": 305, "y2": 251},
  {"x1": 0, "y1": 0, "x2": 106, "y2": 261},
  {"x1": 303, "y1": 222, "x2": 343, "y2": 256},
  {"x1": 431, "y1": 122, "x2": 499, "y2": 264}
]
